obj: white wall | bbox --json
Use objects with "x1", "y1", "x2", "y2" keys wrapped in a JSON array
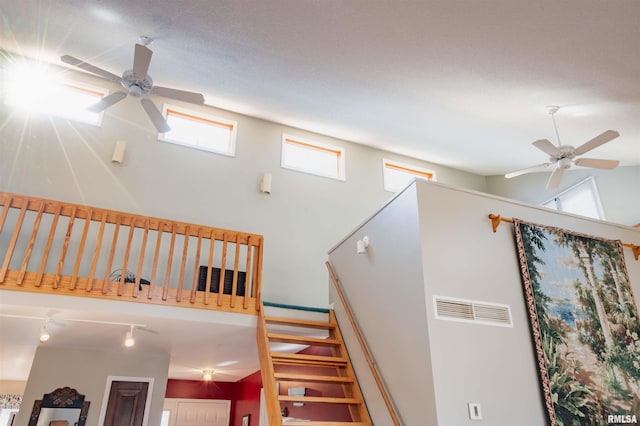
[
  {"x1": 0, "y1": 74, "x2": 486, "y2": 309},
  {"x1": 328, "y1": 185, "x2": 437, "y2": 425},
  {"x1": 329, "y1": 180, "x2": 640, "y2": 425},
  {"x1": 14, "y1": 346, "x2": 169, "y2": 425}
]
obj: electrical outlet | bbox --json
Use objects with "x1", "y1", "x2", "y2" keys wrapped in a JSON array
[{"x1": 468, "y1": 402, "x2": 482, "y2": 420}]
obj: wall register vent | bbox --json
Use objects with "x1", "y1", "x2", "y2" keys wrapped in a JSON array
[{"x1": 434, "y1": 296, "x2": 513, "y2": 327}]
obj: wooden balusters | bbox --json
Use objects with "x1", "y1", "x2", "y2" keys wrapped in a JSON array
[
  {"x1": 36, "y1": 204, "x2": 62, "y2": 287},
  {"x1": 133, "y1": 219, "x2": 150, "y2": 298},
  {"x1": 190, "y1": 228, "x2": 204, "y2": 304},
  {"x1": 0, "y1": 192, "x2": 263, "y2": 314},
  {"x1": 0, "y1": 199, "x2": 27, "y2": 283},
  {"x1": 18, "y1": 201, "x2": 45, "y2": 284},
  {"x1": 87, "y1": 211, "x2": 107, "y2": 291},
  {"x1": 55, "y1": 206, "x2": 77, "y2": 288},
  {"x1": 176, "y1": 226, "x2": 190, "y2": 302},
  {"x1": 70, "y1": 208, "x2": 92, "y2": 290}
]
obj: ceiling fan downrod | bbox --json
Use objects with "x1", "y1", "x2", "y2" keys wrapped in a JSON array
[{"x1": 547, "y1": 105, "x2": 562, "y2": 147}]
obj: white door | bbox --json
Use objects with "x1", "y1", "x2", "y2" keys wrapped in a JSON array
[{"x1": 164, "y1": 399, "x2": 230, "y2": 426}]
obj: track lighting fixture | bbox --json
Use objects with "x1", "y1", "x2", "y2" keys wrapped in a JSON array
[
  {"x1": 0, "y1": 314, "x2": 147, "y2": 347},
  {"x1": 39, "y1": 319, "x2": 50, "y2": 343},
  {"x1": 202, "y1": 369, "x2": 214, "y2": 381},
  {"x1": 124, "y1": 324, "x2": 135, "y2": 347}
]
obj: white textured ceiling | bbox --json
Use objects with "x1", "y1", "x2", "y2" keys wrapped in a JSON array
[
  {"x1": 1, "y1": 0, "x2": 639, "y2": 383},
  {"x1": 1, "y1": 0, "x2": 639, "y2": 175}
]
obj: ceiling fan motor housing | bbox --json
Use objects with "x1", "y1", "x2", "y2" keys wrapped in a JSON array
[
  {"x1": 558, "y1": 157, "x2": 573, "y2": 170},
  {"x1": 121, "y1": 69, "x2": 153, "y2": 97},
  {"x1": 551, "y1": 145, "x2": 576, "y2": 162}
]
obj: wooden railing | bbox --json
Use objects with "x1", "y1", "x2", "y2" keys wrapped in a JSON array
[{"x1": 0, "y1": 192, "x2": 263, "y2": 314}]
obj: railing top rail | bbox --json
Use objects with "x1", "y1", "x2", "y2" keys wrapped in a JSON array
[{"x1": 0, "y1": 192, "x2": 263, "y2": 245}]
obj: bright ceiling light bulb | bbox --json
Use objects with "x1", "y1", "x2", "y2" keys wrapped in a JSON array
[
  {"x1": 202, "y1": 369, "x2": 214, "y2": 381},
  {"x1": 39, "y1": 324, "x2": 50, "y2": 343},
  {"x1": 124, "y1": 325, "x2": 135, "y2": 347}
]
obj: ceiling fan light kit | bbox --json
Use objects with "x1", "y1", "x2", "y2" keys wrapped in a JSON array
[
  {"x1": 505, "y1": 106, "x2": 620, "y2": 190},
  {"x1": 61, "y1": 40, "x2": 205, "y2": 133}
]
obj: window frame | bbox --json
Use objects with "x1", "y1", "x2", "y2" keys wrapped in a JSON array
[
  {"x1": 159, "y1": 104, "x2": 238, "y2": 157},
  {"x1": 281, "y1": 134, "x2": 346, "y2": 181},
  {"x1": 382, "y1": 158, "x2": 436, "y2": 193},
  {"x1": 541, "y1": 176, "x2": 605, "y2": 220}
]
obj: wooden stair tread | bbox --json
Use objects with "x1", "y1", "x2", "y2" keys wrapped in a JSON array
[
  {"x1": 271, "y1": 352, "x2": 348, "y2": 367},
  {"x1": 265, "y1": 316, "x2": 335, "y2": 329},
  {"x1": 274, "y1": 372, "x2": 354, "y2": 383},
  {"x1": 284, "y1": 422, "x2": 369, "y2": 426},
  {"x1": 279, "y1": 395, "x2": 362, "y2": 404},
  {"x1": 268, "y1": 332, "x2": 341, "y2": 346}
]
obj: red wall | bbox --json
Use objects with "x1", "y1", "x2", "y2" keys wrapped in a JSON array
[
  {"x1": 232, "y1": 370, "x2": 263, "y2": 426},
  {"x1": 165, "y1": 346, "x2": 352, "y2": 424},
  {"x1": 165, "y1": 379, "x2": 236, "y2": 399},
  {"x1": 276, "y1": 346, "x2": 352, "y2": 422},
  {"x1": 165, "y1": 373, "x2": 263, "y2": 426}
]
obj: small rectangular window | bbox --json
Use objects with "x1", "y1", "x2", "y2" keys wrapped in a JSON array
[
  {"x1": 382, "y1": 159, "x2": 435, "y2": 192},
  {"x1": 5, "y1": 76, "x2": 106, "y2": 126},
  {"x1": 541, "y1": 176, "x2": 605, "y2": 220},
  {"x1": 59, "y1": 83, "x2": 106, "y2": 126},
  {"x1": 159, "y1": 105, "x2": 237, "y2": 156},
  {"x1": 281, "y1": 134, "x2": 345, "y2": 180}
]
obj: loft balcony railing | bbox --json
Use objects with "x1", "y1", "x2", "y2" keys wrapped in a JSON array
[{"x1": 0, "y1": 192, "x2": 264, "y2": 314}]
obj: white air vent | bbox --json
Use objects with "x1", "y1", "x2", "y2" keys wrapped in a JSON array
[{"x1": 434, "y1": 296, "x2": 513, "y2": 327}]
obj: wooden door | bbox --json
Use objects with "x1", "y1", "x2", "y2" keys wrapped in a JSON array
[{"x1": 103, "y1": 381, "x2": 149, "y2": 426}]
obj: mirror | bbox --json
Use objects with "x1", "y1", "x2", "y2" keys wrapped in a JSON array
[{"x1": 28, "y1": 387, "x2": 90, "y2": 426}]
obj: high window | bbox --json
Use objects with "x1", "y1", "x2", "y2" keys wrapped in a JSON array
[
  {"x1": 541, "y1": 177, "x2": 605, "y2": 220},
  {"x1": 160, "y1": 105, "x2": 238, "y2": 156},
  {"x1": 281, "y1": 134, "x2": 345, "y2": 180},
  {"x1": 382, "y1": 159, "x2": 435, "y2": 192},
  {"x1": 4, "y1": 61, "x2": 106, "y2": 126}
]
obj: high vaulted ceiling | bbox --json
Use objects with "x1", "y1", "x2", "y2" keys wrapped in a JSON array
[
  {"x1": 1, "y1": 0, "x2": 639, "y2": 384},
  {"x1": 1, "y1": 0, "x2": 639, "y2": 176}
]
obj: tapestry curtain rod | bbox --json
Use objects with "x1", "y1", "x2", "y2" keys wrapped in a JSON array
[{"x1": 488, "y1": 214, "x2": 640, "y2": 261}]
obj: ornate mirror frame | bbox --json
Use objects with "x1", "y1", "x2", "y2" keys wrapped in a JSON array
[{"x1": 28, "y1": 387, "x2": 90, "y2": 426}]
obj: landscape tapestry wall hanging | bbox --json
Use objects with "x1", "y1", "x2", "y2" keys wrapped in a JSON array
[{"x1": 513, "y1": 219, "x2": 640, "y2": 425}]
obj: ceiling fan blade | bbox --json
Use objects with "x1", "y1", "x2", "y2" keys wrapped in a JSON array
[
  {"x1": 151, "y1": 86, "x2": 205, "y2": 104},
  {"x1": 532, "y1": 139, "x2": 560, "y2": 157},
  {"x1": 545, "y1": 167, "x2": 565, "y2": 190},
  {"x1": 140, "y1": 98, "x2": 171, "y2": 133},
  {"x1": 574, "y1": 157, "x2": 620, "y2": 170},
  {"x1": 87, "y1": 91, "x2": 127, "y2": 112},
  {"x1": 573, "y1": 130, "x2": 619, "y2": 156},
  {"x1": 60, "y1": 55, "x2": 122, "y2": 82},
  {"x1": 504, "y1": 163, "x2": 551, "y2": 179},
  {"x1": 132, "y1": 44, "x2": 153, "y2": 80}
]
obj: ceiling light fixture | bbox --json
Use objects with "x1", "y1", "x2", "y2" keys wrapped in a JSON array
[
  {"x1": 0, "y1": 314, "x2": 148, "y2": 346},
  {"x1": 202, "y1": 369, "x2": 214, "y2": 381},
  {"x1": 124, "y1": 325, "x2": 135, "y2": 347},
  {"x1": 39, "y1": 319, "x2": 51, "y2": 343}
]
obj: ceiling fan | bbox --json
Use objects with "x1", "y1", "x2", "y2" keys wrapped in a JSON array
[
  {"x1": 61, "y1": 39, "x2": 205, "y2": 133},
  {"x1": 505, "y1": 106, "x2": 620, "y2": 190}
]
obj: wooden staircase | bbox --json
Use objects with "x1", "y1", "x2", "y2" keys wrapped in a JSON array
[{"x1": 257, "y1": 303, "x2": 372, "y2": 426}]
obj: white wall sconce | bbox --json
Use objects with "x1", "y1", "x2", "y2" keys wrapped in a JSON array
[
  {"x1": 202, "y1": 369, "x2": 214, "y2": 381},
  {"x1": 112, "y1": 140, "x2": 127, "y2": 165},
  {"x1": 260, "y1": 172, "x2": 272, "y2": 194},
  {"x1": 356, "y1": 236, "x2": 369, "y2": 254},
  {"x1": 124, "y1": 324, "x2": 135, "y2": 347}
]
